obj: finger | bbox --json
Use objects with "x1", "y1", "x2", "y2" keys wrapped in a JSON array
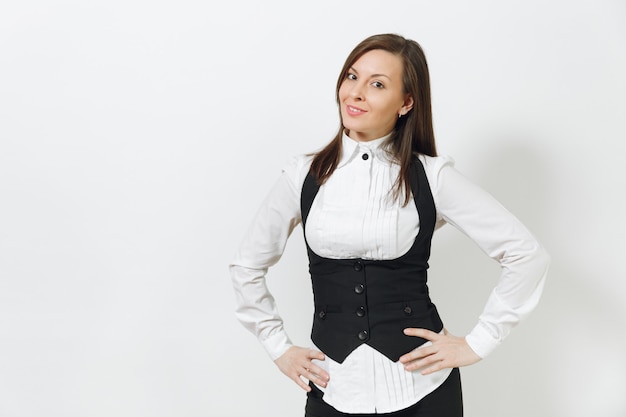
[
  {"x1": 399, "y1": 345, "x2": 436, "y2": 364},
  {"x1": 404, "y1": 352, "x2": 442, "y2": 372},
  {"x1": 420, "y1": 359, "x2": 446, "y2": 375},
  {"x1": 292, "y1": 373, "x2": 312, "y2": 392},
  {"x1": 307, "y1": 363, "x2": 330, "y2": 382},
  {"x1": 403, "y1": 328, "x2": 439, "y2": 340},
  {"x1": 403, "y1": 352, "x2": 439, "y2": 371},
  {"x1": 302, "y1": 367, "x2": 329, "y2": 388},
  {"x1": 306, "y1": 348, "x2": 326, "y2": 361}
]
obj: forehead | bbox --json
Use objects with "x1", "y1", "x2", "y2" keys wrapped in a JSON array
[{"x1": 351, "y1": 49, "x2": 404, "y2": 77}]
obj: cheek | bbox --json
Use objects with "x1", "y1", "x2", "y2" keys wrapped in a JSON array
[
  {"x1": 381, "y1": 97, "x2": 404, "y2": 117},
  {"x1": 337, "y1": 83, "x2": 348, "y2": 102},
  {"x1": 370, "y1": 100, "x2": 397, "y2": 121}
]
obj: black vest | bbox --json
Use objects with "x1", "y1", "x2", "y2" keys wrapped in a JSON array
[{"x1": 301, "y1": 158, "x2": 443, "y2": 363}]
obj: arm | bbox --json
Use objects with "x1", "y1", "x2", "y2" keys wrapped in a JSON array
[
  {"x1": 229, "y1": 164, "x2": 302, "y2": 360},
  {"x1": 229, "y1": 156, "x2": 329, "y2": 390},
  {"x1": 401, "y1": 156, "x2": 550, "y2": 372}
]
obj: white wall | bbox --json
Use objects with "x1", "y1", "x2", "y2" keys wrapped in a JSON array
[{"x1": 1, "y1": 0, "x2": 625, "y2": 416}]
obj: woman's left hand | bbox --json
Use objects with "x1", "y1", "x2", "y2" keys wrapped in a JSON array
[{"x1": 399, "y1": 328, "x2": 481, "y2": 375}]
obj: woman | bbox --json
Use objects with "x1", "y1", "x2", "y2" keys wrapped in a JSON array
[{"x1": 230, "y1": 33, "x2": 550, "y2": 416}]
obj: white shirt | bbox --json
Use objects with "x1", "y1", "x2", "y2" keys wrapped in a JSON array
[{"x1": 230, "y1": 133, "x2": 550, "y2": 413}]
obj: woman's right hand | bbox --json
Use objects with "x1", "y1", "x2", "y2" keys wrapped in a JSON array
[{"x1": 274, "y1": 346, "x2": 330, "y2": 392}]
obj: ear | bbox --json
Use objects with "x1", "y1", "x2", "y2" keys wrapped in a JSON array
[{"x1": 400, "y1": 94, "x2": 414, "y2": 115}]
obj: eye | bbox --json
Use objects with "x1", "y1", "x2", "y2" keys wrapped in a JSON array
[
  {"x1": 347, "y1": 73, "x2": 357, "y2": 81},
  {"x1": 371, "y1": 81, "x2": 384, "y2": 89}
]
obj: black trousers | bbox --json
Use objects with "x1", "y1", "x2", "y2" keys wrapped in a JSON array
[{"x1": 305, "y1": 368, "x2": 463, "y2": 417}]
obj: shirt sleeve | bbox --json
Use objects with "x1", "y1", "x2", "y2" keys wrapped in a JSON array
[
  {"x1": 229, "y1": 155, "x2": 309, "y2": 360},
  {"x1": 425, "y1": 155, "x2": 550, "y2": 358}
]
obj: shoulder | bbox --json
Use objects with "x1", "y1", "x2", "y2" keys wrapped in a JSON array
[
  {"x1": 281, "y1": 153, "x2": 315, "y2": 194},
  {"x1": 417, "y1": 154, "x2": 456, "y2": 192}
]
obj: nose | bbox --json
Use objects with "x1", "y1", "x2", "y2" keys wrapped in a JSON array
[{"x1": 349, "y1": 81, "x2": 365, "y2": 101}]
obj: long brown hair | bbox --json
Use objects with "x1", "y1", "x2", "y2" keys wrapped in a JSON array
[{"x1": 310, "y1": 33, "x2": 437, "y2": 205}]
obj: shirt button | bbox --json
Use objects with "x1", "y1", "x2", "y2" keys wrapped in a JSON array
[
  {"x1": 354, "y1": 284, "x2": 365, "y2": 294},
  {"x1": 403, "y1": 306, "x2": 412, "y2": 315},
  {"x1": 353, "y1": 261, "x2": 363, "y2": 271},
  {"x1": 362, "y1": 153, "x2": 369, "y2": 160},
  {"x1": 356, "y1": 306, "x2": 366, "y2": 317},
  {"x1": 358, "y1": 330, "x2": 369, "y2": 341}
]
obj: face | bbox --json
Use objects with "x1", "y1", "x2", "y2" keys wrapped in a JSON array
[{"x1": 338, "y1": 49, "x2": 414, "y2": 142}]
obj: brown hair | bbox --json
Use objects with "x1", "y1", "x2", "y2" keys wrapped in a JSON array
[{"x1": 310, "y1": 33, "x2": 437, "y2": 205}]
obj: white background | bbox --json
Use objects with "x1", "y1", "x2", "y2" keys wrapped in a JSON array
[{"x1": 1, "y1": 0, "x2": 625, "y2": 416}]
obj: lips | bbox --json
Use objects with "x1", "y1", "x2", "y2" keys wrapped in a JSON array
[{"x1": 346, "y1": 104, "x2": 367, "y2": 116}]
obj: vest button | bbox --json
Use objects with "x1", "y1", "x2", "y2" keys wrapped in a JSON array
[
  {"x1": 356, "y1": 306, "x2": 366, "y2": 317},
  {"x1": 353, "y1": 261, "x2": 363, "y2": 271},
  {"x1": 403, "y1": 306, "x2": 412, "y2": 315},
  {"x1": 318, "y1": 311, "x2": 326, "y2": 319},
  {"x1": 358, "y1": 330, "x2": 368, "y2": 341},
  {"x1": 354, "y1": 284, "x2": 365, "y2": 294}
]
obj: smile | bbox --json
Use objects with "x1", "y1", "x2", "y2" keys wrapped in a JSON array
[{"x1": 346, "y1": 105, "x2": 367, "y2": 116}]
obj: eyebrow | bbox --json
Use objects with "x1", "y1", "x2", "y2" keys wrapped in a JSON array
[{"x1": 349, "y1": 67, "x2": 392, "y2": 81}]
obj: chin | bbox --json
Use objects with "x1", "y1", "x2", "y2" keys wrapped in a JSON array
[{"x1": 342, "y1": 121, "x2": 365, "y2": 135}]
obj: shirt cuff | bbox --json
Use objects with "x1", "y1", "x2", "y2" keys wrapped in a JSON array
[
  {"x1": 465, "y1": 322, "x2": 501, "y2": 359},
  {"x1": 261, "y1": 330, "x2": 293, "y2": 361}
]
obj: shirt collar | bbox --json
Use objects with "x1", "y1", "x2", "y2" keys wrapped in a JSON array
[{"x1": 338, "y1": 132, "x2": 393, "y2": 168}]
